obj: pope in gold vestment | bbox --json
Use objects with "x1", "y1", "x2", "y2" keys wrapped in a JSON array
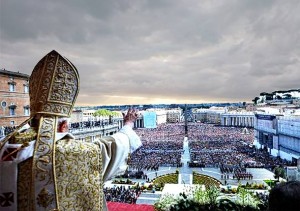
[{"x1": 0, "y1": 50, "x2": 141, "y2": 211}]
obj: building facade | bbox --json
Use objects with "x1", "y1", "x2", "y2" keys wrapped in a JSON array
[
  {"x1": 0, "y1": 69, "x2": 30, "y2": 126},
  {"x1": 166, "y1": 109, "x2": 182, "y2": 123},
  {"x1": 253, "y1": 113, "x2": 300, "y2": 163},
  {"x1": 194, "y1": 107, "x2": 226, "y2": 124},
  {"x1": 221, "y1": 112, "x2": 255, "y2": 127},
  {"x1": 277, "y1": 116, "x2": 300, "y2": 162}
]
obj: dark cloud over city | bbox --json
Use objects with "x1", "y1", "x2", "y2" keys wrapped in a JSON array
[{"x1": 1, "y1": 0, "x2": 299, "y2": 106}]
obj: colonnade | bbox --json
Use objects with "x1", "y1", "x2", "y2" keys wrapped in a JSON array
[
  {"x1": 221, "y1": 115, "x2": 254, "y2": 127},
  {"x1": 72, "y1": 117, "x2": 144, "y2": 143},
  {"x1": 115, "y1": 117, "x2": 144, "y2": 129},
  {"x1": 73, "y1": 125, "x2": 119, "y2": 142}
]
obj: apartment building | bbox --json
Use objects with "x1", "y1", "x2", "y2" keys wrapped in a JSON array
[{"x1": 0, "y1": 68, "x2": 30, "y2": 126}]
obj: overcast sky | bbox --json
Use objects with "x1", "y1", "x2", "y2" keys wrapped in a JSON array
[{"x1": 1, "y1": 0, "x2": 299, "y2": 106}]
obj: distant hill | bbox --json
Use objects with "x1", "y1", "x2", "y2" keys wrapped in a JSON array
[{"x1": 252, "y1": 89, "x2": 300, "y2": 104}]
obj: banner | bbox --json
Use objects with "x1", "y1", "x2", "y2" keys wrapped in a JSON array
[{"x1": 143, "y1": 111, "x2": 157, "y2": 128}]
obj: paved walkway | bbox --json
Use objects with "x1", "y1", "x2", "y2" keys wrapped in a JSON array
[{"x1": 179, "y1": 138, "x2": 192, "y2": 184}]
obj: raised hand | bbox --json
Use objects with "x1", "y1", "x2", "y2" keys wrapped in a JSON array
[{"x1": 122, "y1": 108, "x2": 139, "y2": 128}]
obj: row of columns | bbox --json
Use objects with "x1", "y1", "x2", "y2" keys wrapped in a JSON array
[
  {"x1": 116, "y1": 117, "x2": 144, "y2": 129},
  {"x1": 73, "y1": 126, "x2": 119, "y2": 142},
  {"x1": 134, "y1": 118, "x2": 144, "y2": 128},
  {"x1": 222, "y1": 116, "x2": 254, "y2": 127}
]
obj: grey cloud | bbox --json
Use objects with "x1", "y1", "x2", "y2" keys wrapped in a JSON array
[{"x1": 1, "y1": 0, "x2": 300, "y2": 105}]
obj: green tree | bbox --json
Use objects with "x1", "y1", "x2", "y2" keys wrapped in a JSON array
[
  {"x1": 274, "y1": 166, "x2": 286, "y2": 181},
  {"x1": 93, "y1": 109, "x2": 119, "y2": 117}
]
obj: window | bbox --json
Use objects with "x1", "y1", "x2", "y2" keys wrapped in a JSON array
[
  {"x1": 9, "y1": 104, "x2": 16, "y2": 116},
  {"x1": 24, "y1": 106, "x2": 30, "y2": 116},
  {"x1": 1, "y1": 101, "x2": 7, "y2": 108},
  {"x1": 24, "y1": 84, "x2": 29, "y2": 93},
  {"x1": 8, "y1": 82, "x2": 16, "y2": 92},
  {"x1": 9, "y1": 107, "x2": 16, "y2": 116}
]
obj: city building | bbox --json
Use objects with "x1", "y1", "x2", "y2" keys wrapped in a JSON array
[
  {"x1": 166, "y1": 109, "x2": 182, "y2": 123},
  {"x1": 253, "y1": 109, "x2": 300, "y2": 163},
  {"x1": 82, "y1": 109, "x2": 97, "y2": 121},
  {"x1": 194, "y1": 107, "x2": 226, "y2": 124},
  {"x1": 0, "y1": 68, "x2": 30, "y2": 126},
  {"x1": 221, "y1": 111, "x2": 255, "y2": 127},
  {"x1": 70, "y1": 110, "x2": 84, "y2": 122}
]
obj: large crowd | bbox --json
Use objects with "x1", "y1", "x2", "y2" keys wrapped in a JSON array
[
  {"x1": 128, "y1": 122, "x2": 293, "y2": 173},
  {"x1": 103, "y1": 186, "x2": 141, "y2": 204},
  {"x1": 2, "y1": 121, "x2": 293, "y2": 172},
  {"x1": 128, "y1": 123, "x2": 185, "y2": 171},
  {"x1": 187, "y1": 123, "x2": 293, "y2": 170},
  {"x1": 4, "y1": 120, "x2": 297, "y2": 205}
]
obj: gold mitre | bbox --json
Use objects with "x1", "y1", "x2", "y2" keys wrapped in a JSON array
[{"x1": 29, "y1": 50, "x2": 79, "y2": 117}]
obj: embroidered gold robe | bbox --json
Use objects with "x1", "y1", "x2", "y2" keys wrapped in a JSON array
[{"x1": 0, "y1": 125, "x2": 141, "y2": 211}]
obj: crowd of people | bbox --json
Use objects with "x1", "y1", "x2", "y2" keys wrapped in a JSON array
[
  {"x1": 126, "y1": 122, "x2": 295, "y2": 174},
  {"x1": 233, "y1": 167, "x2": 253, "y2": 180},
  {"x1": 4, "y1": 119, "x2": 297, "y2": 206},
  {"x1": 3, "y1": 119, "x2": 297, "y2": 209},
  {"x1": 0, "y1": 120, "x2": 112, "y2": 137},
  {"x1": 103, "y1": 186, "x2": 141, "y2": 204},
  {"x1": 0, "y1": 125, "x2": 17, "y2": 137},
  {"x1": 128, "y1": 123, "x2": 185, "y2": 171},
  {"x1": 236, "y1": 145, "x2": 293, "y2": 169},
  {"x1": 3, "y1": 121, "x2": 293, "y2": 174},
  {"x1": 69, "y1": 120, "x2": 111, "y2": 130},
  {"x1": 187, "y1": 123, "x2": 293, "y2": 170}
]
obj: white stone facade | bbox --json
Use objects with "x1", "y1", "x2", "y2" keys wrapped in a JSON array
[{"x1": 221, "y1": 112, "x2": 255, "y2": 127}]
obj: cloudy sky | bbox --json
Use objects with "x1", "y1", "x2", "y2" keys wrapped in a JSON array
[{"x1": 1, "y1": 0, "x2": 299, "y2": 106}]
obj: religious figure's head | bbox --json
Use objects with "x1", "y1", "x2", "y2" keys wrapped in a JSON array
[{"x1": 29, "y1": 50, "x2": 79, "y2": 118}]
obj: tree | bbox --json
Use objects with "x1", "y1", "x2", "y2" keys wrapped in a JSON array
[
  {"x1": 252, "y1": 97, "x2": 260, "y2": 104},
  {"x1": 274, "y1": 166, "x2": 286, "y2": 181},
  {"x1": 283, "y1": 94, "x2": 292, "y2": 99},
  {"x1": 265, "y1": 94, "x2": 273, "y2": 101},
  {"x1": 93, "y1": 109, "x2": 119, "y2": 117}
]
